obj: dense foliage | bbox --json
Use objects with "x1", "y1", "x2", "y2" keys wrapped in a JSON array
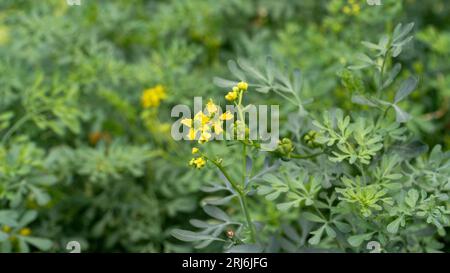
[{"x1": 0, "y1": 0, "x2": 449, "y2": 252}]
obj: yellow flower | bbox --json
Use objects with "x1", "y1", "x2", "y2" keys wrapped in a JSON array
[
  {"x1": 199, "y1": 131, "x2": 212, "y2": 144},
  {"x1": 2, "y1": 225, "x2": 11, "y2": 233},
  {"x1": 212, "y1": 120, "x2": 223, "y2": 134},
  {"x1": 187, "y1": 128, "x2": 197, "y2": 140},
  {"x1": 237, "y1": 81, "x2": 248, "y2": 91},
  {"x1": 192, "y1": 147, "x2": 199, "y2": 154},
  {"x1": 206, "y1": 99, "x2": 218, "y2": 114},
  {"x1": 194, "y1": 111, "x2": 210, "y2": 126},
  {"x1": 352, "y1": 4, "x2": 360, "y2": 14},
  {"x1": 225, "y1": 91, "x2": 238, "y2": 101},
  {"x1": 189, "y1": 157, "x2": 206, "y2": 169},
  {"x1": 220, "y1": 111, "x2": 233, "y2": 121},
  {"x1": 19, "y1": 228, "x2": 31, "y2": 236},
  {"x1": 184, "y1": 111, "x2": 212, "y2": 142},
  {"x1": 181, "y1": 118, "x2": 193, "y2": 128},
  {"x1": 141, "y1": 85, "x2": 166, "y2": 108},
  {"x1": 184, "y1": 102, "x2": 232, "y2": 142}
]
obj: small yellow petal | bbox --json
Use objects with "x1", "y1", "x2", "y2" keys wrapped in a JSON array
[
  {"x1": 187, "y1": 128, "x2": 196, "y2": 140},
  {"x1": 199, "y1": 131, "x2": 212, "y2": 144},
  {"x1": 220, "y1": 111, "x2": 233, "y2": 121},
  {"x1": 206, "y1": 99, "x2": 218, "y2": 114},
  {"x1": 237, "y1": 81, "x2": 248, "y2": 91},
  {"x1": 190, "y1": 157, "x2": 206, "y2": 168},
  {"x1": 225, "y1": 91, "x2": 238, "y2": 101},
  {"x1": 181, "y1": 118, "x2": 193, "y2": 127},
  {"x1": 213, "y1": 122, "x2": 223, "y2": 134},
  {"x1": 192, "y1": 147, "x2": 199, "y2": 154},
  {"x1": 194, "y1": 112, "x2": 210, "y2": 125},
  {"x1": 141, "y1": 85, "x2": 166, "y2": 108}
]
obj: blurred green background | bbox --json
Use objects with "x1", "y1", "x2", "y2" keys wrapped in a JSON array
[{"x1": 0, "y1": 0, "x2": 449, "y2": 252}]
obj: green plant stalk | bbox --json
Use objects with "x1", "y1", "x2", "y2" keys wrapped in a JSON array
[
  {"x1": 1, "y1": 107, "x2": 53, "y2": 145},
  {"x1": 239, "y1": 194, "x2": 257, "y2": 242},
  {"x1": 243, "y1": 143, "x2": 247, "y2": 182},
  {"x1": 357, "y1": 162, "x2": 367, "y2": 185},
  {"x1": 378, "y1": 40, "x2": 392, "y2": 98},
  {"x1": 1, "y1": 114, "x2": 32, "y2": 144},
  {"x1": 273, "y1": 89, "x2": 298, "y2": 106},
  {"x1": 375, "y1": 105, "x2": 392, "y2": 127},
  {"x1": 289, "y1": 152, "x2": 323, "y2": 159},
  {"x1": 208, "y1": 157, "x2": 257, "y2": 243}
]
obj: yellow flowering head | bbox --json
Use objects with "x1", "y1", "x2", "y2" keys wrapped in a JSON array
[
  {"x1": 19, "y1": 228, "x2": 31, "y2": 236},
  {"x1": 189, "y1": 157, "x2": 206, "y2": 169},
  {"x1": 194, "y1": 111, "x2": 210, "y2": 126},
  {"x1": 187, "y1": 128, "x2": 197, "y2": 140},
  {"x1": 182, "y1": 101, "x2": 232, "y2": 143},
  {"x1": 219, "y1": 111, "x2": 233, "y2": 121},
  {"x1": 192, "y1": 147, "x2": 199, "y2": 154},
  {"x1": 206, "y1": 99, "x2": 218, "y2": 114},
  {"x1": 183, "y1": 112, "x2": 212, "y2": 142},
  {"x1": 225, "y1": 91, "x2": 238, "y2": 101},
  {"x1": 141, "y1": 85, "x2": 166, "y2": 108},
  {"x1": 181, "y1": 118, "x2": 193, "y2": 128},
  {"x1": 198, "y1": 131, "x2": 212, "y2": 144},
  {"x1": 237, "y1": 81, "x2": 248, "y2": 91},
  {"x1": 211, "y1": 120, "x2": 223, "y2": 135}
]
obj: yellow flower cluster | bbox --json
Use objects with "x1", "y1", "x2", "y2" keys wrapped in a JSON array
[
  {"x1": 181, "y1": 99, "x2": 233, "y2": 144},
  {"x1": 141, "y1": 85, "x2": 166, "y2": 108},
  {"x1": 189, "y1": 156, "x2": 206, "y2": 169},
  {"x1": 188, "y1": 147, "x2": 206, "y2": 169},
  {"x1": 342, "y1": 0, "x2": 360, "y2": 16},
  {"x1": 225, "y1": 81, "x2": 248, "y2": 101}
]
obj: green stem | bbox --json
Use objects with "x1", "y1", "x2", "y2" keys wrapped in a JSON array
[
  {"x1": 239, "y1": 195, "x2": 257, "y2": 242},
  {"x1": 1, "y1": 114, "x2": 32, "y2": 145},
  {"x1": 378, "y1": 43, "x2": 391, "y2": 98},
  {"x1": 208, "y1": 157, "x2": 257, "y2": 242},
  {"x1": 375, "y1": 105, "x2": 392, "y2": 127},
  {"x1": 242, "y1": 143, "x2": 247, "y2": 183},
  {"x1": 313, "y1": 206, "x2": 328, "y2": 222},
  {"x1": 238, "y1": 90, "x2": 244, "y2": 107},
  {"x1": 208, "y1": 158, "x2": 242, "y2": 194},
  {"x1": 1, "y1": 107, "x2": 53, "y2": 145},
  {"x1": 273, "y1": 89, "x2": 299, "y2": 106},
  {"x1": 289, "y1": 152, "x2": 323, "y2": 159},
  {"x1": 356, "y1": 163, "x2": 367, "y2": 185}
]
